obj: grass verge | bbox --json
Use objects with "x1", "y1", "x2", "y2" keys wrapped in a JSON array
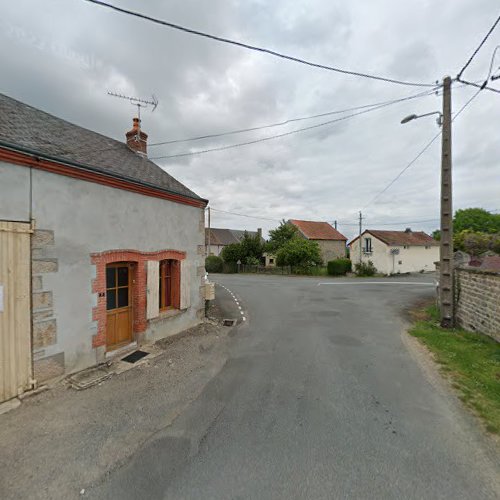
[{"x1": 409, "y1": 305, "x2": 500, "y2": 434}]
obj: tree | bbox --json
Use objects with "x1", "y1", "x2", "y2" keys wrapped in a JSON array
[
  {"x1": 221, "y1": 243, "x2": 243, "y2": 263},
  {"x1": 432, "y1": 229, "x2": 441, "y2": 241},
  {"x1": 453, "y1": 208, "x2": 500, "y2": 234},
  {"x1": 220, "y1": 232, "x2": 263, "y2": 264},
  {"x1": 239, "y1": 231, "x2": 263, "y2": 263},
  {"x1": 276, "y1": 238, "x2": 322, "y2": 269},
  {"x1": 454, "y1": 230, "x2": 491, "y2": 256},
  {"x1": 266, "y1": 220, "x2": 298, "y2": 252}
]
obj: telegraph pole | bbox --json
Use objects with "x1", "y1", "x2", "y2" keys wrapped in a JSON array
[
  {"x1": 358, "y1": 211, "x2": 363, "y2": 264},
  {"x1": 439, "y1": 76, "x2": 454, "y2": 327},
  {"x1": 207, "y1": 207, "x2": 211, "y2": 256}
]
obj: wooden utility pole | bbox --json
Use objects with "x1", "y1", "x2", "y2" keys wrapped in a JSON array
[
  {"x1": 439, "y1": 76, "x2": 454, "y2": 327},
  {"x1": 358, "y1": 211, "x2": 363, "y2": 264},
  {"x1": 207, "y1": 207, "x2": 211, "y2": 256}
]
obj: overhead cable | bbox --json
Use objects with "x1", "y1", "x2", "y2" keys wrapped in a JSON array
[
  {"x1": 82, "y1": 0, "x2": 436, "y2": 88},
  {"x1": 362, "y1": 86, "x2": 483, "y2": 209},
  {"x1": 457, "y1": 13, "x2": 500, "y2": 79},
  {"x1": 210, "y1": 207, "x2": 281, "y2": 222},
  {"x1": 150, "y1": 88, "x2": 440, "y2": 160},
  {"x1": 149, "y1": 88, "x2": 439, "y2": 147}
]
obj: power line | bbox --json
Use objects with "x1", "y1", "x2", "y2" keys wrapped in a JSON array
[
  {"x1": 457, "y1": 12, "x2": 500, "y2": 79},
  {"x1": 81, "y1": 0, "x2": 436, "y2": 88},
  {"x1": 148, "y1": 88, "x2": 439, "y2": 147},
  {"x1": 210, "y1": 207, "x2": 281, "y2": 222},
  {"x1": 150, "y1": 88, "x2": 440, "y2": 160},
  {"x1": 362, "y1": 84, "x2": 483, "y2": 209},
  {"x1": 455, "y1": 78, "x2": 500, "y2": 94}
]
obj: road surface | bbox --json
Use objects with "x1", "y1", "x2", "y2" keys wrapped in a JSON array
[{"x1": 91, "y1": 274, "x2": 500, "y2": 499}]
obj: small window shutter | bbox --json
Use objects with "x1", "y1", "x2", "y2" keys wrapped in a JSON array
[
  {"x1": 180, "y1": 260, "x2": 191, "y2": 310},
  {"x1": 146, "y1": 260, "x2": 160, "y2": 319}
]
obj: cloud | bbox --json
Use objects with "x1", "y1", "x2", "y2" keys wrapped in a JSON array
[{"x1": 1, "y1": 0, "x2": 499, "y2": 241}]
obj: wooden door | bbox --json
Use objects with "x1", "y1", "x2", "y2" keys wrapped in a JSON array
[
  {"x1": 106, "y1": 263, "x2": 133, "y2": 350},
  {"x1": 0, "y1": 221, "x2": 32, "y2": 402}
]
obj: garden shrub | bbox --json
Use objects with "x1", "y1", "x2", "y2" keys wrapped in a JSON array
[
  {"x1": 205, "y1": 255, "x2": 223, "y2": 273},
  {"x1": 327, "y1": 258, "x2": 352, "y2": 275},
  {"x1": 354, "y1": 260, "x2": 377, "y2": 276}
]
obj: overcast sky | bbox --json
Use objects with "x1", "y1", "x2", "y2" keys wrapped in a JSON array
[{"x1": 2, "y1": 0, "x2": 499, "y2": 239}]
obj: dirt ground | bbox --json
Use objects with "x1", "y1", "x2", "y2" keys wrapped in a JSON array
[{"x1": 0, "y1": 320, "x2": 233, "y2": 500}]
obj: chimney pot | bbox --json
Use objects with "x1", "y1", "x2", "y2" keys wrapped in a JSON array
[
  {"x1": 126, "y1": 117, "x2": 148, "y2": 156},
  {"x1": 405, "y1": 227, "x2": 412, "y2": 233}
]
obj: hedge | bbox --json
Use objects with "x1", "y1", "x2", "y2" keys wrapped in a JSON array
[
  {"x1": 327, "y1": 258, "x2": 352, "y2": 276},
  {"x1": 205, "y1": 255, "x2": 223, "y2": 273}
]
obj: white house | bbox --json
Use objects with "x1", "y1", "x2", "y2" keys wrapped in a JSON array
[
  {"x1": 0, "y1": 93, "x2": 208, "y2": 403},
  {"x1": 349, "y1": 229, "x2": 439, "y2": 275}
]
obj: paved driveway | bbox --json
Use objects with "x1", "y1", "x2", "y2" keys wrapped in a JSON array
[{"x1": 92, "y1": 274, "x2": 500, "y2": 499}]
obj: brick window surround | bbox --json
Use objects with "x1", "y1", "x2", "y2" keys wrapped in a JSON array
[{"x1": 91, "y1": 249, "x2": 186, "y2": 348}]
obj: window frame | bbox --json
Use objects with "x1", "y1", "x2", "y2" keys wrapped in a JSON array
[
  {"x1": 363, "y1": 237, "x2": 373, "y2": 253},
  {"x1": 159, "y1": 259, "x2": 180, "y2": 311}
]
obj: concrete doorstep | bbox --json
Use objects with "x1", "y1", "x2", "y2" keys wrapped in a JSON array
[{"x1": 66, "y1": 343, "x2": 164, "y2": 390}]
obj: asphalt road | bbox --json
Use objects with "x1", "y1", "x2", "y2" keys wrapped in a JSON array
[{"x1": 91, "y1": 274, "x2": 500, "y2": 500}]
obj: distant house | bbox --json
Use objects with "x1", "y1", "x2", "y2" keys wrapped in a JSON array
[
  {"x1": 349, "y1": 229, "x2": 439, "y2": 275},
  {"x1": 288, "y1": 219, "x2": 347, "y2": 263},
  {"x1": 206, "y1": 227, "x2": 263, "y2": 256},
  {"x1": 0, "y1": 93, "x2": 207, "y2": 402},
  {"x1": 263, "y1": 252, "x2": 277, "y2": 267}
]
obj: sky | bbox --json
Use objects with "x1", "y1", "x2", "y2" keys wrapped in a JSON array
[{"x1": 1, "y1": 0, "x2": 499, "y2": 240}]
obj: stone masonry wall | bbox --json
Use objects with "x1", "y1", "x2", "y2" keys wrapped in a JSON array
[
  {"x1": 455, "y1": 268, "x2": 500, "y2": 342},
  {"x1": 31, "y1": 228, "x2": 65, "y2": 382}
]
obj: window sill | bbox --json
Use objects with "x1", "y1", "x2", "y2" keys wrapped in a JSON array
[{"x1": 150, "y1": 308, "x2": 184, "y2": 323}]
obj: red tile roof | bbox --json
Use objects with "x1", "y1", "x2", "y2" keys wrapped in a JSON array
[
  {"x1": 480, "y1": 255, "x2": 500, "y2": 271},
  {"x1": 350, "y1": 229, "x2": 438, "y2": 247},
  {"x1": 289, "y1": 219, "x2": 347, "y2": 241}
]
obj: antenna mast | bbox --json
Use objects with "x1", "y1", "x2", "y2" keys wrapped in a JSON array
[{"x1": 107, "y1": 91, "x2": 159, "y2": 120}]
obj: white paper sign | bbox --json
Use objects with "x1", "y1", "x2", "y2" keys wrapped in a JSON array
[{"x1": 0, "y1": 285, "x2": 3, "y2": 313}]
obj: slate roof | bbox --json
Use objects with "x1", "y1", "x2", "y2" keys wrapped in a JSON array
[
  {"x1": 206, "y1": 228, "x2": 263, "y2": 246},
  {"x1": 351, "y1": 230, "x2": 438, "y2": 247},
  {"x1": 289, "y1": 219, "x2": 347, "y2": 241},
  {"x1": 0, "y1": 93, "x2": 202, "y2": 201}
]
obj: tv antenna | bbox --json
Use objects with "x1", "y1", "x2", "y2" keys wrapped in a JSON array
[{"x1": 107, "y1": 91, "x2": 159, "y2": 120}]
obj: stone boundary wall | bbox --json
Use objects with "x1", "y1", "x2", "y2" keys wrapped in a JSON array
[{"x1": 455, "y1": 267, "x2": 500, "y2": 342}]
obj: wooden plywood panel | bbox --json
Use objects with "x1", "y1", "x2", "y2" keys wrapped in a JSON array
[
  {"x1": 146, "y1": 260, "x2": 159, "y2": 319},
  {"x1": 0, "y1": 220, "x2": 32, "y2": 402},
  {"x1": 180, "y1": 259, "x2": 191, "y2": 310}
]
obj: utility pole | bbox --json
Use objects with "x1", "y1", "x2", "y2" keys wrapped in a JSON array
[
  {"x1": 439, "y1": 76, "x2": 454, "y2": 327},
  {"x1": 207, "y1": 207, "x2": 211, "y2": 256},
  {"x1": 358, "y1": 211, "x2": 363, "y2": 265}
]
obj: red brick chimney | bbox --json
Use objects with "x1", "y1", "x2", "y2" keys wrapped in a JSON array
[{"x1": 126, "y1": 117, "x2": 148, "y2": 156}]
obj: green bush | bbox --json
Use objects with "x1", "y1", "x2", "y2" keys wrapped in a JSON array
[
  {"x1": 205, "y1": 255, "x2": 223, "y2": 273},
  {"x1": 327, "y1": 258, "x2": 352, "y2": 275},
  {"x1": 354, "y1": 260, "x2": 377, "y2": 276}
]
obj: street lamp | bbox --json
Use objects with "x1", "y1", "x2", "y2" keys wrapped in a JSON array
[
  {"x1": 401, "y1": 111, "x2": 443, "y2": 126},
  {"x1": 400, "y1": 76, "x2": 453, "y2": 328}
]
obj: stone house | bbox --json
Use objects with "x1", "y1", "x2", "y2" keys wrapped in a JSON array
[
  {"x1": 288, "y1": 219, "x2": 347, "y2": 263},
  {"x1": 349, "y1": 229, "x2": 439, "y2": 275},
  {"x1": 205, "y1": 227, "x2": 263, "y2": 256},
  {"x1": 0, "y1": 93, "x2": 208, "y2": 403}
]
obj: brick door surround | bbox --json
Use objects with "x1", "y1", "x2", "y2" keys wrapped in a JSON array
[{"x1": 91, "y1": 249, "x2": 186, "y2": 348}]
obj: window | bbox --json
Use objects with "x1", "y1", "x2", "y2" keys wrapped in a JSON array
[
  {"x1": 159, "y1": 260, "x2": 173, "y2": 310},
  {"x1": 269, "y1": 258, "x2": 274, "y2": 264},
  {"x1": 106, "y1": 264, "x2": 130, "y2": 311},
  {"x1": 363, "y1": 237, "x2": 372, "y2": 253},
  {"x1": 398, "y1": 260, "x2": 403, "y2": 265},
  {"x1": 403, "y1": 245, "x2": 409, "y2": 249},
  {"x1": 425, "y1": 245, "x2": 431, "y2": 249}
]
